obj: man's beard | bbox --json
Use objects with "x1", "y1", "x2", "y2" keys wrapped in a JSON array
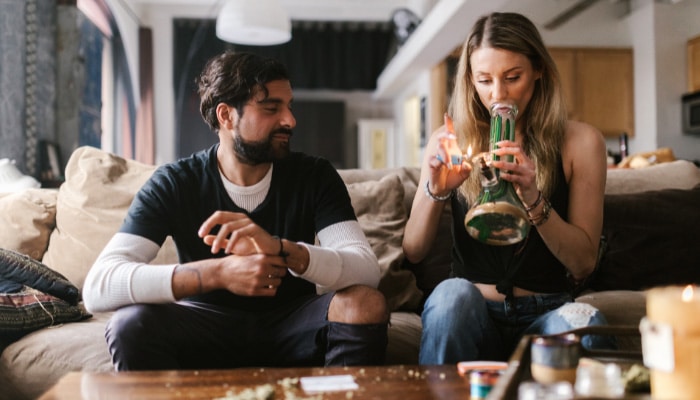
[{"x1": 233, "y1": 129, "x2": 292, "y2": 165}]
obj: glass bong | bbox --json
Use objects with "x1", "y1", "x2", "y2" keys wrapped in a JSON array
[{"x1": 464, "y1": 102, "x2": 531, "y2": 245}]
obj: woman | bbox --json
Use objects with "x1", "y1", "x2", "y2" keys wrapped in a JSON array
[{"x1": 403, "y1": 12, "x2": 613, "y2": 365}]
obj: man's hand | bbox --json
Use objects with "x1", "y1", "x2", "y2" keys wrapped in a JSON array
[
  {"x1": 198, "y1": 211, "x2": 279, "y2": 256},
  {"x1": 173, "y1": 254, "x2": 287, "y2": 298}
]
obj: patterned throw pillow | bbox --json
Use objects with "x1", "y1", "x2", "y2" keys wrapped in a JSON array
[
  {"x1": 0, "y1": 286, "x2": 91, "y2": 342},
  {"x1": 0, "y1": 248, "x2": 80, "y2": 305}
]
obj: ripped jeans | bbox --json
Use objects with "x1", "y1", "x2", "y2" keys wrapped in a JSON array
[{"x1": 419, "y1": 278, "x2": 616, "y2": 365}]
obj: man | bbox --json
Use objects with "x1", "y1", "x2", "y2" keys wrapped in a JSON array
[{"x1": 83, "y1": 51, "x2": 388, "y2": 370}]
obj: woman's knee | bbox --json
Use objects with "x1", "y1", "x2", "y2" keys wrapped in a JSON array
[
  {"x1": 328, "y1": 285, "x2": 388, "y2": 324},
  {"x1": 555, "y1": 302, "x2": 607, "y2": 329},
  {"x1": 423, "y1": 278, "x2": 484, "y2": 323},
  {"x1": 425, "y1": 278, "x2": 481, "y2": 311}
]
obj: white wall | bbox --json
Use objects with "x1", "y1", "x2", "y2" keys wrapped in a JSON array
[{"x1": 653, "y1": 0, "x2": 700, "y2": 160}]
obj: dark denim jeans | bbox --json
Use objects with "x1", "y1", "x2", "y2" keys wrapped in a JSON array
[{"x1": 419, "y1": 278, "x2": 615, "y2": 365}]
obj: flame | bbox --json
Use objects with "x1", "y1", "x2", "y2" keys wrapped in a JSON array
[
  {"x1": 467, "y1": 145, "x2": 472, "y2": 158},
  {"x1": 682, "y1": 285, "x2": 694, "y2": 302}
]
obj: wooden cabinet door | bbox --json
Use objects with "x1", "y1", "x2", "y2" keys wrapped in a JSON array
[
  {"x1": 688, "y1": 35, "x2": 700, "y2": 92},
  {"x1": 576, "y1": 49, "x2": 634, "y2": 137},
  {"x1": 549, "y1": 48, "x2": 578, "y2": 120},
  {"x1": 549, "y1": 47, "x2": 634, "y2": 138}
]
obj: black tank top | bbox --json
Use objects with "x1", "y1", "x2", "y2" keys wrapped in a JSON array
[{"x1": 450, "y1": 161, "x2": 569, "y2": 295}]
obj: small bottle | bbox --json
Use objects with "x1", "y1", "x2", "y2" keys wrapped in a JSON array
[{"x1": 619, "y1": 133, "x2": 629, "y2": 160}]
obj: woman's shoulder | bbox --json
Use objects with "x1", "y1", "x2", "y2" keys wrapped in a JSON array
[{"x1": 563, "y1": 120, "x2": 605, "y2": 154}]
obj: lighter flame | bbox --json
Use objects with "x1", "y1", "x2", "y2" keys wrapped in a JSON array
[
  {"x1": 467, "y1": 145, "x2": 472, "y2": 158},
  {"x1": 682, "y1": 285, "x2": 694, "y2": 302}
]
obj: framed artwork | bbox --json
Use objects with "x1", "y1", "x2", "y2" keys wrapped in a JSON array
[{"x1": 357, "y1": 119, "x2": 394, "y2": 169}]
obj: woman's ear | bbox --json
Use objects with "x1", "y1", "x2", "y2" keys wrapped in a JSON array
[{"x1": 216, "y1": 103, "x2": 236, "y2": 130}]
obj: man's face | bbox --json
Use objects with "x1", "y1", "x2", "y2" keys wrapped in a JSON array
[{"x1": 233, "y1": 80, "x2": 296, "y2": 165}]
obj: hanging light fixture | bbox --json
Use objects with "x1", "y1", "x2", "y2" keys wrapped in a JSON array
[{"x1": 216, "y1": 0, "x2": 292, "y2": 46}]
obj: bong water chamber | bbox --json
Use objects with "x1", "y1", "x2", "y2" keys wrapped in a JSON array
[{"x1": 464, "y1": 103, "x2": 530, "y2": 245}]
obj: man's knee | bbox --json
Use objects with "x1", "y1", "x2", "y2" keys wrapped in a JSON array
[{"x1": 328, "y1": 285, "x2": 388, "y2": 324}]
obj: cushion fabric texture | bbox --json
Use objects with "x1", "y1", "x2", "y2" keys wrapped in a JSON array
[
  {"x1": 0, "y1": 248, "x2": 80, "y2": 304},
  {"x1": 41, "y1": 146, "x2": 177, "y2": 290},
  {"x1": 345, "y1": 174, "x2": 422, "y2": 312},
  {"x1": 0, "y1": 287, "x2": 90, "y2": 342},
  {"x1": 0, "y1": 189, "x2": 57, "y2": 260},
  {"x1": 593, "y1": 184, "x2": 700, "y2": 291}
]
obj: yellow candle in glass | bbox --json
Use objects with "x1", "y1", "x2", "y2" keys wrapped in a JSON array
[{"x1": 645, "y1": 285, "x2": 700, "y2": 400}]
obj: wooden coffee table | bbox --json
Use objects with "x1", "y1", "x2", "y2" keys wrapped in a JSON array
[{"x1": 38, "y1": 365, "x2": 472, "y2": 399}]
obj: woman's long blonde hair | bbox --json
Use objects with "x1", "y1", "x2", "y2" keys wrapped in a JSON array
[{"x1": 449, "y1": 12, "x2": 567, "y2": 205}]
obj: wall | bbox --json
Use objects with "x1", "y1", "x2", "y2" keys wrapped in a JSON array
[
  {"x1": 0, "y1": 0, "x2": 57, "y2": 176},
  {"x1": 653, "y1": 0, "x2": 700, "y2": 161}
]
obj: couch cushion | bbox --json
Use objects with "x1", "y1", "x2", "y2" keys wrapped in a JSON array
[
  {"x1": 0, "y1": 188, "x2": 57, "y2": 260},
  {"x1": 0, "y1": 248, "x2": 80, "y2": 304},
  {"x1": 345, "y1": 174, "x2": 423, "y2": 312},
  {"x1": 41, "y1": 146, "x2": 177, "y2": 290},
  {"x1": 593, "y1": 184, "x2": 700, "y2": 291},
  {"x1": 576, "y1": 290, "x2": 646, "y2": 352},
  {"x1": 0, "y1": 287, "x2": 90, "y2": 343},
  {"x1": 0, "y1": 312, "x2": 113, "y2": 400},
  {"x1": 605, "y1": 160, "x2": 700, "y2": 194}
]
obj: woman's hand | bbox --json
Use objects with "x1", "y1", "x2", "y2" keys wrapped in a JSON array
[
  {"x1": 491, "y1": 139, "x2": 539, "y2": 206},
  {"x1": 428, "y1": 115, "x2": 472, "y2": 195}
]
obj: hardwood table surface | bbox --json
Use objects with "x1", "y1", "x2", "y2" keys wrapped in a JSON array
[{"x1": 38, "y1": 364, "x2": 474, "y2": 400}]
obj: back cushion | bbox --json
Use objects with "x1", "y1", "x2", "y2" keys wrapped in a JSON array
[
  {"x1": 0, "y1": 189, "x2": 57, "y2": 260},
  {"x1": 41, "y1": 147, "x2": 177, "y2": 290}
]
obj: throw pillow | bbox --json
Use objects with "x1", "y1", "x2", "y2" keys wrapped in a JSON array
[
  {"x1": 0, "y1": 248, "x2": 81, "y2": 305},
  {"x1": 593, "y1": 184, "x2": 700, "y2": 291},
  {"x1": 41, "y1": 146, "x2": 178, "y2": 290},
  {"x1": 345, "y1": 174, "x2": 423, "y2": 312},
  {"x1": 0, "y1": 189, "x2": 57, "y2": 260},
  {"x1": 0, "y1": 286, "x2": 91, "y2": 342}
]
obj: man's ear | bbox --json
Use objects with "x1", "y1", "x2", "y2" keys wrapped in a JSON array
[{"x1": 216, "y1": 103, "x2": 237, "y2": 129}]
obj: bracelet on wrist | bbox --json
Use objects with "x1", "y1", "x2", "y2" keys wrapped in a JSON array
[
  {"x1": 525, "y1": 190, "x2": 543, "y2": 212},
  {"x1": 272, "y1": 235, "x2": 289, "y2": 263},
  {"x1": 424, "y1": 180, "x2": 453, "y2": 202},
  {"x1": 529, "y1": 197, "x2": 552, "y2": 227}
]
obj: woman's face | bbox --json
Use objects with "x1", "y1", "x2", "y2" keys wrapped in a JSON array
[{"x1": 470, "y1": 46, "x2": 540, "y2": 122}]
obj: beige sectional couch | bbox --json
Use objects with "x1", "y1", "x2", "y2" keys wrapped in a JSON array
[{"x1": 1, "y1": 146, "x2": 699, "y2": 399}]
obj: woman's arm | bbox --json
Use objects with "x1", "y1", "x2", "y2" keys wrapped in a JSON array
[
  {"x1": 403, "y1": 126, "x2": 472, "y2": 264},
  {"x1": 534, "y1": 120, "x2": 607, "y2": 280}
]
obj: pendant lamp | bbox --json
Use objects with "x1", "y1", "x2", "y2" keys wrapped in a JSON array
[{"x1": 216, "y1": 0, "x2": 292, "y2": 46}]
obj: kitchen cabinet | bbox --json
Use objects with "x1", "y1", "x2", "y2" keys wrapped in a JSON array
[
  {"x1": 688, "y1": 35, "x2": 700, "y2": 93},
  {"x1": 549, "y1": 47, "x2": 634, "y2": 138}
]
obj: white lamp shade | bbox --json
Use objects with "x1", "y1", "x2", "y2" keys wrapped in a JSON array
[{"x1": 216, "y1": 0, "x2": 292, "y2": 46}]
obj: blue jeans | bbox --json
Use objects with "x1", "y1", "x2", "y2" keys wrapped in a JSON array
[{"x1": 419, "y1": 278, "x2": 615, "y2": 365}]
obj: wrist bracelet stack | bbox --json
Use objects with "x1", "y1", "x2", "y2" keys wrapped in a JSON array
[
  {"x1": 527, "y1": 192, "x2": 552, "y2": 227},
  {"x1": 424, "y1": 180, "x2": 453, "y2": 202}
]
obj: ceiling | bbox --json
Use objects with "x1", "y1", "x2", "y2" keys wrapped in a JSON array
[
  {"x1": 123, "y1": 0, "x2": 436, "y2": 22},
  {"x1": 120, "y1": 0, "x2": 640, "y2": 31}
]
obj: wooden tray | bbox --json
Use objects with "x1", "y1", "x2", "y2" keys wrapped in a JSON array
[{"x1": 487, "y1": 326, "x2": 650, "y2": 400}]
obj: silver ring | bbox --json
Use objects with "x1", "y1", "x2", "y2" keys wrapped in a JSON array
[{"x1": 267, "y1": 274, "x2": 274, "y2": 279}]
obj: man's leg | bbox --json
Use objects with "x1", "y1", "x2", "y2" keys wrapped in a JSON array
[
  {"x1": 105, "y1": 302, "x2": 247, "y2": 371},
  {"x1": 324, "y1": 285, "x2": 389, "y2": 366}
]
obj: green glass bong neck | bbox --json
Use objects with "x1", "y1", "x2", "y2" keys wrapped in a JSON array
[{"x1": 464, "y1": 102, "x2": 531, "y2": 246}]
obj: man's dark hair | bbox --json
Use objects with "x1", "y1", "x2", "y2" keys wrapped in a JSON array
[{"x1": 196, "y1": 51, "x2": 290, "y2": 131}]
